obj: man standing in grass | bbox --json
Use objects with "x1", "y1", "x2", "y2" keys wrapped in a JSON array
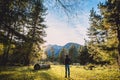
[{"x1": 65, "y1": 55, "x2": 71, "y2": 78}]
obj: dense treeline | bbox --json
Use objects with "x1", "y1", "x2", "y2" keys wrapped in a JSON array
[
  {"x1": 0, "y1": 0, "x2": 46, "y2": 66},
  {"x1": 47, "y1": 44, "x2": 93, "y2": 65}
]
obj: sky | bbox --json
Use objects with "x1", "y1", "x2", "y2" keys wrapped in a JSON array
[{"x1": 44, "y1": 0, "x2": 106, "y2": 46}]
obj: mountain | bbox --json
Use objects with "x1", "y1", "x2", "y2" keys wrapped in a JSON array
[
  {"x1": 45, "y1": 44, "x2": 62, "y2": 56},
  {"x1": 63, "y1": 42, "x2": 81, "y2": 50},
  {"x1": 45, "y1": 42, "x2": 82, "y2": 57}
]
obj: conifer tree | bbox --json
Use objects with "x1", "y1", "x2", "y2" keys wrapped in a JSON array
[
  {"x1": 87, "y1": 8, "x2": 108, "y2": 63},
  {"x1": 98, "y1": 0, "x2": 120, "y2": 66},
  {"x1": 0, "y1": 0, "x2": 47, "y2": 65},
  {"x1": 59, "y1": 48, "x2": 67, "y2": 64}
]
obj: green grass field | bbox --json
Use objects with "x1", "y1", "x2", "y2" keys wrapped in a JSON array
[{"x1": 0, "y1": 65, "x2": 120, "y2": 80}]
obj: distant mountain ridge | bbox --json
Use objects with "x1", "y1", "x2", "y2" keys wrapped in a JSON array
[
  {"x1": 45, "y1": 44, "x2": 62, "y2": 56},
  {"x1": 63, "y1": 42, "x2": 81, "y2": 50},
  {"x1": 45, "y1": 42, "x2": 82, "y2": 56}
]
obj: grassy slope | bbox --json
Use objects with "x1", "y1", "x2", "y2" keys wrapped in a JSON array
[{"x1": 0, "y1": 65, "x2": 120, "y2": 80}]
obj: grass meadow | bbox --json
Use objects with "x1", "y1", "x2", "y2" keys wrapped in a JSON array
[{"x1": 0, "y1": 65, "x2": 120, "y2": 80}]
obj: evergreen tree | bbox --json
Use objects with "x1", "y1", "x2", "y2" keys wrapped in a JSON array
[
  {"x1": 69, "y1": 45, "x2": 78, "y2": 63},
  {"x1": 50, "y1": 47, "x2": 55, "y2": 62},
  {"x1": 0, "y1": 0, "x2": 47, "y2": 66},
  {"x1": 0, "y1": 0, "x2": 30, "y2": 65},
  {"x1": 87, "y1": 0, "x2": 120, "y2": 66},
  {"x1": 98, "y1": 0, "x2": 120, "y2": 66},
  {"x1": 78, "y1": 46, "x2": 91, "y2": 65},
  {"x1": 88, "y1": 7, "x2": 112, "y2": 64},
  {"x1": 23, "y1": 0, "x2": 47, "y2": 65},
  {"x1": 59, "y1": 48, "x2": 67, "y2": 64}
]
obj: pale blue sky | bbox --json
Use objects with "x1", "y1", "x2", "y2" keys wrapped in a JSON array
[{"x1": 44, "y1": 0, "x2": 106, "y2": 46}]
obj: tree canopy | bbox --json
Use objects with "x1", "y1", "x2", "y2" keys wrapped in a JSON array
[{"x1": 87, "y1": 0, "x2": 120, "y2": 66}]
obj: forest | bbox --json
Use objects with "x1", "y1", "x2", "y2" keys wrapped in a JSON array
[{"x1": 0, "y1": 0, "x2": 120, "y2": 79}]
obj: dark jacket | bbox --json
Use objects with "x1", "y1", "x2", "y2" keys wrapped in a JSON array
[{"x1": 65, "y1": 57, "x2": 71, "y2": 65}]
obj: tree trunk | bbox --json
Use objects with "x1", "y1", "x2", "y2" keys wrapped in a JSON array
[
  {"x1": 34, "y1": 64, "x2": 50, "y2": 70},
  {"x1": 1, "y1": 44, "x2": 8, "y2": 66},
  {"x1": 24, "y1": 42, "x2": 33, "y2": 66},
  {"x1": 117, "y1": 29, "x2": 120, "y2": 68},
  {"x1": 0, "y1": 31, "x2": 12, "y2": 66},
  {"x1": 1, "y1": 43, "x2": 12, "y2": 66}
]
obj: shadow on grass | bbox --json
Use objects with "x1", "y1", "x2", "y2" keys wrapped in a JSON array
[
  {"x1": 0, "y1": 73, "x2": 35, "y2": 80},
  {"x1": 0, "y1": 74, "x2": 14, "y2": 80},
  {"x1": 0, "y1": 66, "x2": 20, "y2": 71},
  {"x1": 39, "y1": 72, "x2": 59, "y2": 80}
]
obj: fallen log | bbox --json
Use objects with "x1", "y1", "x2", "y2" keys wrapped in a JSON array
[{"x1": 34, "y1": 64, "x2": 50, "y2": 70}]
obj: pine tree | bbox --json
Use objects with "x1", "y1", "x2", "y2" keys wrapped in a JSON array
[
  {"x1": 23, "y1": 0, "x2": 47, "y2": 65},
  {"x1": 0, "y1": 0, "x2": 47, "y2": 66},
  {"x1": 50, "y1": 47, "x2": 55, "y2": 62},
  {"x1": 87, "y1": 8, "x2": 109, "y2": 64},
  {"x1": 59, "y1": 48, "x2": 67, "y2": 64},
  {"x1": 69, "y1": 45, "x2": 78, "y2": 63},
  {"x1": 78, "y1": 46, "x2": 91, "y2": 65},
  {"x1": 0, "y1": 0, "x2": 30, "y2": 65},
  {"x1": 98, "y1": 0, "x2": 120, "y2": 66}
]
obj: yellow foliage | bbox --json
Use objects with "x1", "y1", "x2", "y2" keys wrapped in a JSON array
[
  {"x1": 103, "y1": 21, "x2": 110, "y2": 30},
  {"x1": 0, "y1": 43, "x2": 3, "y2": 55}
]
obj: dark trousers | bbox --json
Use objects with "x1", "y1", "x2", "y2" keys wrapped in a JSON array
[{"x1": 65, "y1": 64, "x2": 70, "y2": 77}]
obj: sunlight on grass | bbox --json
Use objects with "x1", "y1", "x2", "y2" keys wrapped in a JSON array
[{"x1": 0, "y1": 65, "x2": 120, "y2": 80}]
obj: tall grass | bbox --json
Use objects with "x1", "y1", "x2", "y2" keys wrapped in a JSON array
[{"x1": 0, "y1": 65, "x2": 119, "y2": 80}]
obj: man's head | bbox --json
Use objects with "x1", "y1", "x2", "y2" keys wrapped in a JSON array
[{"x1": 66, "y1": 55, "x2": 68, "y2": 58}]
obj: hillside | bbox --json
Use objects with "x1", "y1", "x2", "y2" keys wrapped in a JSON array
[{"x1": 45, "y1": 42, "x2": 82, "y2": 56}]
